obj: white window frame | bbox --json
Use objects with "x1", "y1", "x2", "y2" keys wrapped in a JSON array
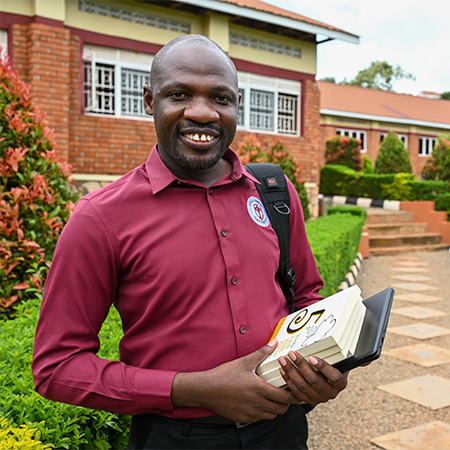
[
  {"x1": 82, "y1": 45, "x2": 153, "y2": 119},
  {"x1": 237, "y1": 72, "x2": 300, "y2": 136},
  {"x1": 336, "y1": 128, "x2": 367, "y2": 152},
  {"x1": 419, "y1": 136, "x2": 437, "y2": 157},
  {"x1": 380, "y1": 132, "x2": 408, "y2": 148},
  {"x1": 0, "y1": 29, "x2": 8, "y2": 59}
]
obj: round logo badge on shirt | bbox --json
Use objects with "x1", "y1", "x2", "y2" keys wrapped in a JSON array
[{"x1": 247, "y1": 196, "x2": 270, "y2": 227}]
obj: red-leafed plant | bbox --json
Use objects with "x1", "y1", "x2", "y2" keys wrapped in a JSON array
[
  {"x1": 237, "y1": 135, "x2": 310, "y2": 220},
  {"x1": 0, "y1": 51, "x2": 79, "y2": 317},
  {"x1": 324, "y1": 135, "x2": 363, "y2": 171}
]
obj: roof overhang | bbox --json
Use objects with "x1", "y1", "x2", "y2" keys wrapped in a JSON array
[
  {"x1": 141, "y1": 0, "x2": 359, "y2": 44},
  {"x1": 321, "y1": 108, "x2": 450, "y2": 130}
]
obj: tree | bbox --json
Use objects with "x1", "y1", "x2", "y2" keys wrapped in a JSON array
[
  {"x1": 0, "y1": 54, "x2": 79, "y2": 315},
  {"x1": 318, "y1": 77, "x2": 336, "y2": 83},
  {"x1": 375, "y1": 132, "x2": 412, "y2": 174},
  {"x1": 324, "y1": 135, "x2": 363, "y2": 171},
  {"x1": 341, "y1": 61, "x2": 416, "y2": 91},
  {"x1": 441, "y1": 91, "x2": 450, "y2": 100},
  {"x1": 422, "y1": 135, "x2": 450, "y2": 181}
]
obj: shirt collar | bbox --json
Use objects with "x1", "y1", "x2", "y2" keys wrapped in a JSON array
[{"x1": 146, "y1": 145, "x2": 260, "y2": 194}]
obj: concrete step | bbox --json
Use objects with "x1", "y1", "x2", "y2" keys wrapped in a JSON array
[
  {"x1": 366, "y1": 210, "x2": 415, "y2": 225},
  {"x1": 367, "y1": 222, "x2": 428, "y2": 235},
  {"x1": 369, "y1": 233, "x2": 443, "y2": 248},
  {"x1": 370, "y1": 243, "x2": 449, "y2": 256}
]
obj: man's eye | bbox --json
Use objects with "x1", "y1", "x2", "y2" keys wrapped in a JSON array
[
  {"x1": 214, "y1": 95, "x2": 231, "y2": 104},
  {"x1": 169, "y1": 92, "x2": 188, "y2": 100}
]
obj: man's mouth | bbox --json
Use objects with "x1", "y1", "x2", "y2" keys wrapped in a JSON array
[{"x1": 183, "y1": 133, "x2": 216, "y2": 142}]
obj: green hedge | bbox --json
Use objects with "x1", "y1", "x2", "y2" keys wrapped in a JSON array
[
  {"x1": 320, "y1": 164, "x2": 450, "y2": 201},
  {"x1": 0, "y1": 298, "x2": 130, "y2": 449},
  {"x1": 306, "y1": 212, "x2": 365, "y2": 297},
  {"x1": 327, "y1": 205, "x2": 367, "y2": 220}
]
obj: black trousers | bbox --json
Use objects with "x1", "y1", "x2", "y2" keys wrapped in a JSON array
[{"x1": 127, "y1": 405, "x2": 308, "y2": 449}]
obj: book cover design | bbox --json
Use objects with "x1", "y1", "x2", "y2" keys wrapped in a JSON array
[{"x1": 257, "y1": 285, "x2": 364, "y2": 375}]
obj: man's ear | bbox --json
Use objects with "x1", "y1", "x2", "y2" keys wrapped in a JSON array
[{"x1": 143, "y1": 85, "x2": 154, "y2": 116}]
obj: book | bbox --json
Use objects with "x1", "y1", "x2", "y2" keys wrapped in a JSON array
[{"x1": 257, "y1": 285, "x2": 365, "y2": 378}]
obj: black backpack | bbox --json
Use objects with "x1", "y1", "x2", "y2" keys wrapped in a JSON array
[{"x1": 246, "y1": 163, "x2": 296, "y2": 313}]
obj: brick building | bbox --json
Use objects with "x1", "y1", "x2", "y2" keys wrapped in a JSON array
[
  {"x1": 319, "y1": 81, "x2": 450, "y2": 177},
  {"x1": 0, "y1": 0, "x2": 358, "y2": 210}
]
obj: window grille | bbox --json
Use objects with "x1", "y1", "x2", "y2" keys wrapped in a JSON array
[
  {"x1": 278, "y1": 94, "x2": 297, "y2": 135},
  {"x1": 0, "y1": 29, "x2": 7, "y2": 59},
  {"x1": 82, "y1": 45, "x2": 152, "y2": 118},
  {"x1": 250, "y1": 90, "x2": 275, "y2": 132},
  {"x1": 121, "y1": 68, "x2": 149, "y2": 116}
]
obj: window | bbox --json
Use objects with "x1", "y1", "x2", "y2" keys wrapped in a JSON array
[
  {"x1": 380, "y1": 132, "x2": 408, "y2": 148},
  {"x1": 419, "y1": 137, "x2": 437, "y2": 156},
  {"x1": 83, "y1": 45, "x2": 152, "y2": 118},
  {"x1": 0, "y1": 29, "x2": 7, "y2": 59},
  {"x1": 237, "y1": 72, "x2": 300, "y2": 135},
  {"x1": 336, "y1": 129, "x2": 367, "y2": 152}
]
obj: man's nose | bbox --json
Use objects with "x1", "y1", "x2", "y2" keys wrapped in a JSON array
[{"x1": 183, "y1": 97, "x2": 220, "y2": 123}]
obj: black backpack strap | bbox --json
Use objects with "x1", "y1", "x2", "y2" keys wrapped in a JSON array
[{"x1": 246, "y1": 163, "x2": 296, "y2": 313}]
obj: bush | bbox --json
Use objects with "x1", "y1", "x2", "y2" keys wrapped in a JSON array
[
  {"x1": 320, "y1": 165, "x2": 396, "y2": 199},
  {"x1": 0, "y1": 417, "x2": 50, "y2": 450},
  {"x1": 422, "y1": 135, "x2": 450, "y2": 181},
  {"x1": 435, "y1": 193, "x2": 450, "y2": 212},
  {"x1": 0, "y1": 54, "x2": 79, "y2": 316},
  {"x1": 362, "y1": 155, "x2": 374, "y2": 174},
  {"x1": 324, "y1": 135, "x2": 363, "y2": 171},
  {"x1": 237, "y1": 135, "x2": 310, "y2": 220},
  {"x1": 375, "y1": 132, "x2": 412, "y2": 174},
  {"x1": 306, "y1": 212, "x2": 365, "y2": 297},
  {"x1": 381, "y1": 173, "x2": 415, "y2": 200},
  {"x1": 0, "y1": 297, "x2": 130, "y2": 449},
  {"x1": 327, "y1": 205, "x2": 367, "y2": 220}
]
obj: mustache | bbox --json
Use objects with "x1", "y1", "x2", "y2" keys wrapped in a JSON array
[{"x1": 178, "y1": 120, "x2": 221, "y2": 133}]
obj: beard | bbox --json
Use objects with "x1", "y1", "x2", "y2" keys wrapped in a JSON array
[{"x1": 171, "y1": 142, "x2": 227, "y2": 170}]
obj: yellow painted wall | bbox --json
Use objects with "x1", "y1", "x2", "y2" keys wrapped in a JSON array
[
  {"x1": 202, "y1": 13, "x2": 229, "y2": 52},
  {"x1": 1, "y1": 0, "x2": 34, "y2": 16},
  {"x1": 64, "y1": 0, "x2": 201, "y2": 46},
  {"x1": 229, "y1": 24, "x2": 316, "y2": 74}
]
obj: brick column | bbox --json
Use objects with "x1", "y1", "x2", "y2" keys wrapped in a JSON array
[{"x1": 12, "y1": 22, "x2": 70, "y2": 159}]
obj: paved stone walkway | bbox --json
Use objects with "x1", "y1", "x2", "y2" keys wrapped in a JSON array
[{"x1": 307, "y1": 250, "x2": 450, "y2": 450}]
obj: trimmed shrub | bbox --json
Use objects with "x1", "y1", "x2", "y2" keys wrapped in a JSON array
[
  {"x1": 0, "y1": 297, "x2": 130, "y2": 449},
  {"x1": 237, "y1": 135, "x2": 310, "y2": 220},
  {"x1": 324, "y1": 135, "x2": 363, "y2": 171},
  {"x1": 435, "y1": 193, "x2": 450, "y2": 212},
  {"x1": 375, "y1": 132, "x2": 412, "y2": 174},
  {"x1": 0, "y1": 54, "x2": 79, "y2": 316},
  {"x1": 320, "y1": 165, "x2": 395, "y2": 199},
  {"x1": 422, "y1": 135, "x2": 450, "y2": 181},
  {"x1": 306, "y1": 212, "x2": 365, "y2": 297},
  {"x1": 327, "y1": 205, "x2": 367, "y2": 220},
  {"x1": 362, "y1": 155, "x2": 374, "y2": 174},
  {"x1": 381, "y1": 173, "x2": 415, "y2": 200}
]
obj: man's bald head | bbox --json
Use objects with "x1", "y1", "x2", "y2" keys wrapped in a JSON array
[{"x1": 150, "y1": 34, "x2": 238, "y2": 90}]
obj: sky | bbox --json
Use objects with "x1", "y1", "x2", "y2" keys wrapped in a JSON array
[{"x1": 264, "y1": 0, "x2": 450, "y2": 96}]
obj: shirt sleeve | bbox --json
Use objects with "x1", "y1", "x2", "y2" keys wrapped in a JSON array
[
  {"x1": 286, "y1": 179, "x2": 324, "y2": 308},
  {"x1": 32, "y1": 199, "x2": 176, "y2": 415}
]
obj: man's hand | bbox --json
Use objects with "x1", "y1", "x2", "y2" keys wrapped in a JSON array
[
  {"x1": 278, "y1": 352, "x2": 348, "y2": 405},
  {"x1": 171, "y1": 340, "x2": 301, "y2": 424}
]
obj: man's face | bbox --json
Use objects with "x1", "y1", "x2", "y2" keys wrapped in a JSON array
[{"x1": 144, "y1": 42, "x2": 240, "y2": 173}]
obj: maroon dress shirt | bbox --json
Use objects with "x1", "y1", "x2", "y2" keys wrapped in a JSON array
[{"x1": 32, "y1": 147, "x2": 323, "y2": 418}]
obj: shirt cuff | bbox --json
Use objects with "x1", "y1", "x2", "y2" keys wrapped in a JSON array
[{"x1": 133, "y1": 369, "x2": 177, "y2": 414}]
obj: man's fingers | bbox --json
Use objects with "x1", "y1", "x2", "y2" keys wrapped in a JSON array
[
  {"x1": 308, "y1": 356, "x2": 348, "y2": 391},
  {"x1": 249, "y1": 339, "x2": 278, "y2": 368}
]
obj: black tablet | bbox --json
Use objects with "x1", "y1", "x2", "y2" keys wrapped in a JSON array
[{"x1": 332, "y1": 287, "x2": 395, "y2": 373}]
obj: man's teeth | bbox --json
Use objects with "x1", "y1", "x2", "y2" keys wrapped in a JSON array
[{"x1": 185, "y1": 133, "x2": 214, "y2": 142}]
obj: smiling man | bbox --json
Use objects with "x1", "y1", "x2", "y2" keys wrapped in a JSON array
[{"x1": 32, "y1": 35, "x2": 348, "y2": 450}]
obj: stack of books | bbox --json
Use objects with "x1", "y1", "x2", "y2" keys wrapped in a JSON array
[{"x1": 257, "y1": 285, "x2": 366, "y2": 388}]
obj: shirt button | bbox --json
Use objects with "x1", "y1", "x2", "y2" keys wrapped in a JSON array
[
  {"x1": 221, "y1": 229, "x2": 227, "y2": 237},
  {"x1": 240, "y1": 327, "x2": 247, "y2": 334},
  {"x1": 231, "y1": 277, "x2": 238, "y2": 285},
  {"x1": 209, "y1": 189, "x2": 213, "y2": 195}
]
